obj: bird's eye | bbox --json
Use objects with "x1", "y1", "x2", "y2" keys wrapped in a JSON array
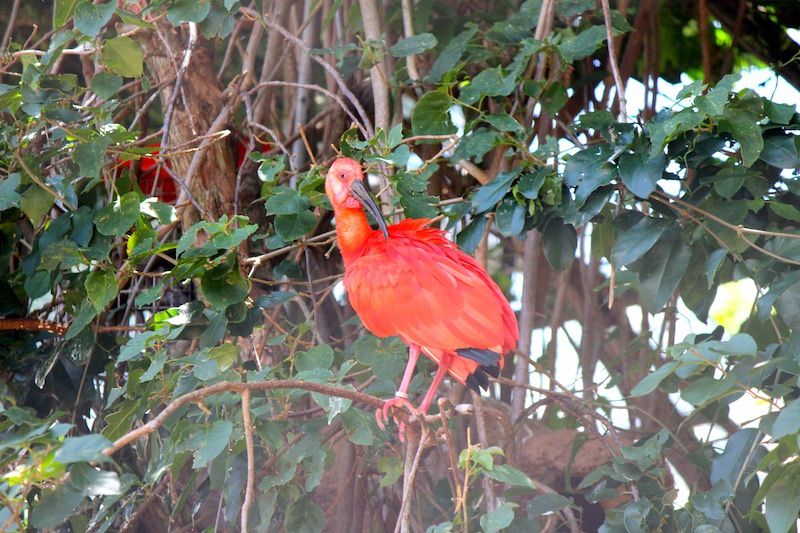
[{"x1": 339, "y1": 173, "x2": 346, "y2": 180}]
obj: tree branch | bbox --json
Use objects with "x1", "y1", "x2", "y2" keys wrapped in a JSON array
[{"x1": 102, "y1": 380, "x2": 384, "y2": 456}]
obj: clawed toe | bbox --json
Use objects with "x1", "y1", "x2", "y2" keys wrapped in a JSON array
[{"x1": 375, "y1": 396, "x2": 418, "y2": 440}]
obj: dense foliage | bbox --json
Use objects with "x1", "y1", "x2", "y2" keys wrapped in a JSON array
[{"x1": 1, "y1": 0, "x2": 800, "y2": 531}]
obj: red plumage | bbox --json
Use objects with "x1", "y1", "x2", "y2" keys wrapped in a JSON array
[{"x1": 325, "y1": 157, "x2": 518, "y2": 431}]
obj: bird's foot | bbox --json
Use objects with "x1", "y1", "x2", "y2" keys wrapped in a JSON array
[{"x1": 375, "y1": 393, "x2": 418, "y2": 442}]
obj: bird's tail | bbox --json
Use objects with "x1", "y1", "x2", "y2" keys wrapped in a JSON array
[{"x1": 422, "y1": 347, "x2": 502, "y2": 393}]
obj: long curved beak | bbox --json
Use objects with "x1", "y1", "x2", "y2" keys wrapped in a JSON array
[{"x1": 350, "y1": 179, "x2": 389, "y2": 239}]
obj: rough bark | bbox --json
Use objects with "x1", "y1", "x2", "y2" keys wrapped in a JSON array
[{"x1": 137, "y1": 21, "x2": 238, "y2": 224}]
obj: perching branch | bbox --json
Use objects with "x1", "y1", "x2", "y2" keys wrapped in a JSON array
[{"x1": 102, "y1": 380, "x2": 384, "y2": 456}]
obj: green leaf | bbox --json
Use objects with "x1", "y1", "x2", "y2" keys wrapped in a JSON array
[
  {"x1": 66, "y1": 302, "x2": 96, "y2": 340},
  {"x1": 471, "y1": 169, "x2": 519, "y2": 212},
  {"x1": 0, "y1": 172, "x2": 21, "y2": 210},
  {"x1": 256, "y1": 290, "x2": 296, "y2": 308},
  {"x1": 484, "y1": 112, "x2": 523, "y2": 133},
  {"x1": 760, "y1": 134, "x2": 800, "y2": 169},
  {"x1": 101, "y1": 37, "x2": 144, "y2": 78},
  {"x1": 377, "y1": 456, "x2": 403, "y2": 488},
  {"x1": 74, "y1": 136, "x2": 112, "y2": 178},
  {"x1": 411, "y1": 92, "x2": 457, "y2": 137},
  {"x1": 457, "y1": 215, "x2": 488, "y2": 254},
  {"x1": 564, "y1": 144, "x2": 614, "y2": 206},
  {"x1": 648, "y1": 108, "x2": 704, "y2": 152},
  {"x1": 55, "y1": 434, "x2": 112, "y2": 464},
  {"x1": 765, "y1": 100, "x2": 796, "y2": 125},
  {"x1": 296, "y1": 345, "x2": 334, "y2": 372},
  {"x1": 610, "y1": 216, "x2": 671, "y2": 266},
  {"x1": 705, "y1": 249, "x2": 727, "y2": 286},
  {"x1": 721, "y1": 92, "x2": 765, "y2": 167},
  {"x1": 73, "y1": 1, "x2": 116, "y2": 37},
  {"x1": 495, "y1": 197, "x2": 525, "y2": 237},
  {"x1": 622, "y1": 499, "x2": 652, "y2": 533},
  {"x1": 118, "y1": 330, "x2": 158, "y2": 363},
  {"x1": 630, "y1": 361, "x2": 678, "y2": 397},
  {"x1": 710, "y1": 166, "x2": 752, "y2": 199},
  {"x1": 770, "y1": 202, "x2": 800, "y2": 222},
  {"x1": 274, "y1": 210, "x2": 317, "y2": 241},
  {"x1": 772, "y1": 398, "x2": 800, "y2": 439},
  {"x1": 29, "y1": 485, "x2": 85, "y2": 529},
  {"x1": 454, "y1": 130, "x2": 501, "y2": 163},
  {"x1": 757, "y1": 270, "x2": 800, "y2": 320},
  {"x1": 517, "y1": 169, "x2": 548, "y2": 199},
  {"x1": 265, "y1": 186, "x2": 310, "y2": 215},
  {"x1": 167, "y1": 0, "x2": 212, "y2": 24},
  {"x1": 527, "y1": 493, "x2": 572, "y2": 515},
  {"x1": 387, "y1": 123, "x2": 403, "y2": 148},
  {"x1": 85, "y1": 269, "x2": 118, "y2": 313},
  {"x1": 426, "y1": 27, "x2": 477, "y2": 83},
  {"x1": 186, "y1": 420, "x2": 233, "y2": 470},
  {"x1": 208, "y1": 344, "x2": 238, "y2": 372},
  {"x1": 485, "y1": 464, "x2": 536, "y2": 489},
  {"x1": 479, "y1": 503, "x2": 515, "y2": 533},
  {"x1": 540, "y1": 82, "x2": 568, "y2": 115},
  {"x1": 681, "y1": 375, "x2": 736, "y2": 406},
  {"x1": 353, "y1": 335, "x2": 408, "y2": 380},
  {"x1": 618, "y1": 151, "x2": 666, "y2": 199},
  {"x1": 637, "y1": 236, "x2": 691, "y2": 312},
  {"x1": 200, "y1": 260, "x2": 251, "y2": 309},
  {"x1": 69, "y1": 464, "x2": 121, "y2": 496},
  {"x1": 390, "y1": 33, "x2": 437, "y2": 57},
  {"x1": 715, "y1": 333, "x2": 757, "y2": 356},
  {"x1": 54, "y1": 0, "x2": 81, "y2": 29},
  {"x1": 695, "y1": 74, "x2": 737, "y2": 117},
  {"x1": 765, "y1": 465, "x2": 800, "y2": 533},
  {"x1": 19, "y1": 178, "x2": 55, "y2": 224},
  {"x1": 711, "y1": 428, "x2": 762, "y2": 488},
  {"x1": 399, "y1": 192, "x2": 438, "y2": 218},
  {"x1": 543, "y1": 218, "x2": 576, "y2": 271},
  {"x1": 94, "y1": 191, "x2": 141, "y2": 236},
  {"x1": 284, "y1": 496, "x2": 325, "y2": 533},
  {"x1": 140, "y1": 351, "x2": 166, "y2": 382},
  {"x1": 258, "y1": 156, "x2": 285, "y2": 183},
  {"x1": 559, "y1": 25, "x2": 607, "y2": 62},
  {"x1": 91, "y1": 71, "x2": 123, "y2": 99},
  {"x1": 460, "y1": 67, "x2": 515, "y2": 105}
]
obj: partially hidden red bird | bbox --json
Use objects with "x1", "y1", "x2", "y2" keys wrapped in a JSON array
[{"x1": 325, "y1": 157, "x2": 519, "y2": 434}]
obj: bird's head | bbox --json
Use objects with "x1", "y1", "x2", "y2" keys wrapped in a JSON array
[{"x1": 325, "y1": 157, "x2": 388, "y2": 238}]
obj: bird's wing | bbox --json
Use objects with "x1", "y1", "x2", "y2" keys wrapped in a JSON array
[{"x1": 345, "y1": 235, "x2": 509, "y2": 353}]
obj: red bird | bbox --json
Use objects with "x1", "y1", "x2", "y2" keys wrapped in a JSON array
[{"x1": 325, "y1": 157, "x2": 518, "y2": 433}]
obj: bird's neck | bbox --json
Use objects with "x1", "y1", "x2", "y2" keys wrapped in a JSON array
[{"x1": 334, "y1": 206, "x2": 374, "y2": 264}]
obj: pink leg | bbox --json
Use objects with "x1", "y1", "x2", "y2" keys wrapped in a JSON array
[
  {"x1": 418, "y1": 353, "x2": 452, "y2": 414},
  {"x1": 397, "y1": 344, "x2": 420, "y2": 396},
  {"x1": 376, "y1": 345, "x2": 421, "y2": 436}
]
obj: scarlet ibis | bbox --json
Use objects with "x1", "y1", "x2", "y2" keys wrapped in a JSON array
[{"x1": 325, "y1": 157, "x2": 518, "y2": 434}]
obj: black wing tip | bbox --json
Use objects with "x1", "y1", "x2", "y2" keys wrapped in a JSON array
[
  {"x1": 458, "y1": 347, "x2": 503, "y2": 393},
  {"x1": 465, "y1": 365, "x2": 499, "y2": 393},
  {"x1": 456, "y1": 347, "x2": 502, "y2": 366}
]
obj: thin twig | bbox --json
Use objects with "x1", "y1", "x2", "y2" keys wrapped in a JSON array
[
  {"x1": 1, "y1": 0, "x2": 21, "y2": 50},
  {"x1": 160, "y1": 22, "x2": 197, "y2": 150},
  {"x1": 248, "y1": 7, "x2": 374, "y2": 136},
  {"x1": 240, "y1": 389, "x2": 255, "y2": 532},
  {"x1": 249, "y1": 80, "x2": 367, "y2": 138},
  {"x1": 395, "y1": 426, "x2": 428, "y2": 533},
  {"x1": 600, "y1": 0, "x2": 628, "y2": 121}
]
